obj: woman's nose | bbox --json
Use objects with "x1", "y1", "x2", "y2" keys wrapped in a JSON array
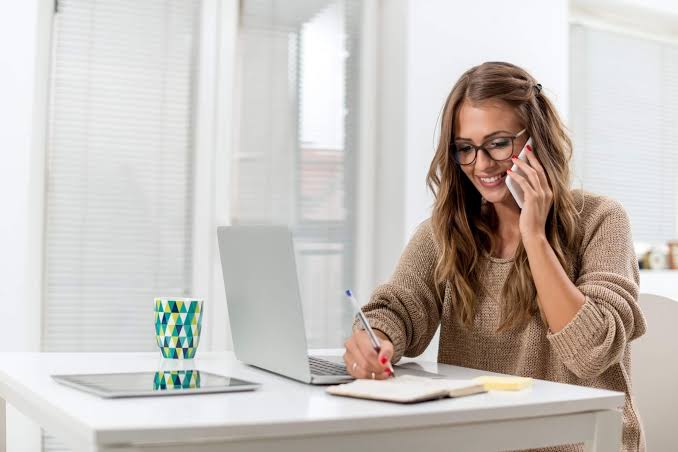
[{"x1": 475, "y1": 148, "x2": 493, "y2": 168}]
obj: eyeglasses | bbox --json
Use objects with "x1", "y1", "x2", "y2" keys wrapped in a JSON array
[{"x1": 451, "y1": 128, "x2": 527, "y2": 165}]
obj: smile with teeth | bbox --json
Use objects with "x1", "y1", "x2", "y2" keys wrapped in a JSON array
[{"x1": 478, "y1": 172, "x2": 507, "y2": 187}]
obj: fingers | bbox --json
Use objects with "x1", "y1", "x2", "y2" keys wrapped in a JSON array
[
  {"x1": 355, "y1": 330, "x2": 380, "y2": 363},
  {"x1": 511, "y1": 153, "x2": 542, "y2": 194},
  {"x1": 343, "y1": 330, "x2": 392, "y2": 380},
  {"x1": 344, "y1": 336, "x2": 372, "y2": 375},
  {"x1": 357, "y1": 330, "x2": 395, "y2": 377},
  {"x1": 377, "y1": 339, "x2": 394, "y2": 364},
  {"x1": 524, "y1": 144, "x2": 551, "y2": 197},
  {"x1": 507, "y1": 165, "x2": 536, "y2": 199},
  {"x1": 343, "y1": 347, "x2": 390, "y2": 380},
  {"x1": 510, "y1": 143, "x2": 557, "y2": 206},
  {"x1": 377, "y1": 340, "x2": 396, "y2": 376}
]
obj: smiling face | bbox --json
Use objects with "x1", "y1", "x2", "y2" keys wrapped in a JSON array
[{"x1": 455, "y1": 99, "x2": 528, "y2": 206}]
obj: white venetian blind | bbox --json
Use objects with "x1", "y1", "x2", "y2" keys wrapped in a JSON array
[
  {"x1": 570, "y1": 24, "x2": 678, "y2": 243},
  {"x1": 235, "y1": 0, "x2": 361, "y2": 347},
  {"x1": 44, "y1": 0, "x2": 199, "y2": 352}
]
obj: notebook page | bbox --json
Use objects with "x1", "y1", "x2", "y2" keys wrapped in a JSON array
[{"x1": 326, "y1": 375, "x2": 485, "y2": 403}]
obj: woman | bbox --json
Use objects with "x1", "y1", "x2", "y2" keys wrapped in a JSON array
[{"x1": 343, "y1": 62, "x2": 646, "y2": 452}]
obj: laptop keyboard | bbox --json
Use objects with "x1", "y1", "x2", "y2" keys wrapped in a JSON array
[{"x1": 308, "y1": 356, "x2": 349, "y2": 376}]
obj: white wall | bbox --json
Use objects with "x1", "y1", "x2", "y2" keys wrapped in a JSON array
[
  {"x1": 0, "y1": 0, "x2": 49, "y2": 449},
  {"x1": 578, "y1": 0, "x2": 678, "y2": 17},
  {"x1": 0, "y1": 0, "x2": 44, "y2": 353},
  {"x1": 623, "y1": 0, "x2": 678, "y2": 15},
  {"x1": 402, "y1": 0, "x2": 570, "y2": 240},
  {"x1": 374, "y1": 0, "x2": 569, "y2": 283}
]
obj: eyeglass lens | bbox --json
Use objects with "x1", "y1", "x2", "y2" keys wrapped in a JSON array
[{"x1": 453, "y1": 136, "x2": 515, "y2": 165}]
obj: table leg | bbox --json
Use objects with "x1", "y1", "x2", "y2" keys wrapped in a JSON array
[{"x1": 584, "y1": 409, "x2": 622, "y2": 452}]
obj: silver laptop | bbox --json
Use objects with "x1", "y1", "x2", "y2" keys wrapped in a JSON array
[{"x1": 217, "y1": 225, "x2": 354, "y2": 385}]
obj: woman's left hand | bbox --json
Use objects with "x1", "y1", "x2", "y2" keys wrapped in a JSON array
[{"x1": 507, "y1": 144, "x2": 553, "y2": 244}]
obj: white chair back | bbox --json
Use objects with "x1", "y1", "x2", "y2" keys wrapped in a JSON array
[{"x1": 632, "y1": 293, "x2": 678, "y2": 450}]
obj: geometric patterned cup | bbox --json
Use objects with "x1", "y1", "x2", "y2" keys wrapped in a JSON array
[{"x1": 154, "y1": 298, "x2": 203, "y2": 359}]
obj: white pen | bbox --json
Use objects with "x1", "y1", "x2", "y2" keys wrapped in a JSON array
[{"x1": 344, "y1": 289, "x2": 396, "y2": 378}]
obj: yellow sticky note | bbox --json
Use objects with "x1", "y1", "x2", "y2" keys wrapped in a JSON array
[{"x1": 473, "y1": 375, "x2": 533, "y2": 391}]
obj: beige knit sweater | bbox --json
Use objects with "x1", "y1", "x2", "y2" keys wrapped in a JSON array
[{"x1": 358, "y1": 191, "x2": 646, "y2": 452}]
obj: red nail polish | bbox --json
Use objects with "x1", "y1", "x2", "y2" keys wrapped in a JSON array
[
  {"x1": 379, "y1": 356, "x2": 387, "y2": 365},
  {"x1": 526, "y1": 144, "x2": 532, "y2": 152},
  {"x1": 511, "y1": 155, "x2": 518, "y2": 160},
  {"x1": 385, "y1": 368, "x2": 392, "y2": 376},
  {"x1": 507, "y1": 168, "x2": 512, "y2": 173}
]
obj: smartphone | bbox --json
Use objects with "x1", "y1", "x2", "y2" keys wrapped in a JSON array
[{"x1": 505, "y1": 137, "x2": 533, "y2": 209}]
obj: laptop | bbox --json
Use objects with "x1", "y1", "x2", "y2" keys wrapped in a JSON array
[{"x1": 217, "y1": 225, "x2": 354, "y2": 385}]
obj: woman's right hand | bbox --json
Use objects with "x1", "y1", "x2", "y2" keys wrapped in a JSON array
[{"x1": 343, "y1": 329, "x2": 394, "y2": 380}]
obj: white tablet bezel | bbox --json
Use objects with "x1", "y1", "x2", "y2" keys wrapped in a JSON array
[{"x1": 51, "y1": 371, "x2": 261, "y2": 398}]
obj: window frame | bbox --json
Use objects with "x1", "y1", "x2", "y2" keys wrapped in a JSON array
[{"x1": 213, "y1": 0, "x2": 380, "y2": 349}]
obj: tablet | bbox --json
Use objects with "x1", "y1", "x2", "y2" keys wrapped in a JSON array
[{"x1": 51, "y1": 370, "x2": 260, "y2": 398}]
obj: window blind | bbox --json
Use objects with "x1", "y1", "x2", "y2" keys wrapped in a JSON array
[
  {"x1": 570, "y1": 24, "x2": 678, "y2": 243},
  {"x1": 43, "y1": 1, "x2": 198, "y2": 448},
  {"x1": 235, "y1": 0, "x2": 361, "y2": 347}
]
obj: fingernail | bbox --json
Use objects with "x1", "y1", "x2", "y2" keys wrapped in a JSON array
[
  {"x1": 385, "y1": 368, "x2": 392, "y2": 376},
  {"x1": 526, "y1": 145, "x2": 532, "y2": 152},
  {"x1": 511, "y1": 155, "x2": 517, "y2": 160},
  {"x1": 507, "y1": 169, "x2": 512, "y2": 173},
  {"x1": 379, "y1": 356, "x2": 387, "y2": 365}
]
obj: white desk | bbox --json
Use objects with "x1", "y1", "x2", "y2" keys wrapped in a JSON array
[{"x1": 0, "y1": 351, "x2": 623, "y2": 452}]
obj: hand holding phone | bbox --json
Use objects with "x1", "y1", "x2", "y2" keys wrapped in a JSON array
[{"x1": 505, "y1": 137, "x2": 533, "y2": 209}]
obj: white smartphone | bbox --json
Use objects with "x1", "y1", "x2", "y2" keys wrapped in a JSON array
[{"x1": 505, "y1": 137, "x2": 533, "y2": 209}]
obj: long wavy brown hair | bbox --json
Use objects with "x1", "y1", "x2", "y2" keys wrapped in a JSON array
[{"x1": 426, "y1": 62, "x2": 580, "y2": 331}]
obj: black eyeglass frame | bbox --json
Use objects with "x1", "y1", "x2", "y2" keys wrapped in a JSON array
[{"x1": 450, "y1": 128, "x2": 527, "y2": 166}]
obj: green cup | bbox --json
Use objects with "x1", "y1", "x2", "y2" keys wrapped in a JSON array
[{"x1": 154, "y1": 297, "x2": 203, "y2": 359}]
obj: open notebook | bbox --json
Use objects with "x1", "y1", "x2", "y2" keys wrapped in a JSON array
[{"x1": 326, "y1": 375, "x2": 486, "y2": 403}]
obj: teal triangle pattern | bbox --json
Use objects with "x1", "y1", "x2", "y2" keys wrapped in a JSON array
[{"x1": 155, "y1": 299, "x2": 203, "y2": 359}]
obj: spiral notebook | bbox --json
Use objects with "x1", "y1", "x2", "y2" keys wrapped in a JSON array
[{"x1": 326, "y1": 375, "x2": 486, "y2": 403}]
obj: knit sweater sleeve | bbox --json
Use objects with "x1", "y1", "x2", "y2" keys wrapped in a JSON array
[
  {"x1": 353, "y1": 220, "x2": 442, "y2": 363},
  {"x1": 546, "y1": 197, "x2": 647, "y2": 380}
]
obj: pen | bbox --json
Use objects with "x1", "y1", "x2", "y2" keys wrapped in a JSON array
[{"x1": 344, "y1": 289, "x2": 396, "y2": 378}]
